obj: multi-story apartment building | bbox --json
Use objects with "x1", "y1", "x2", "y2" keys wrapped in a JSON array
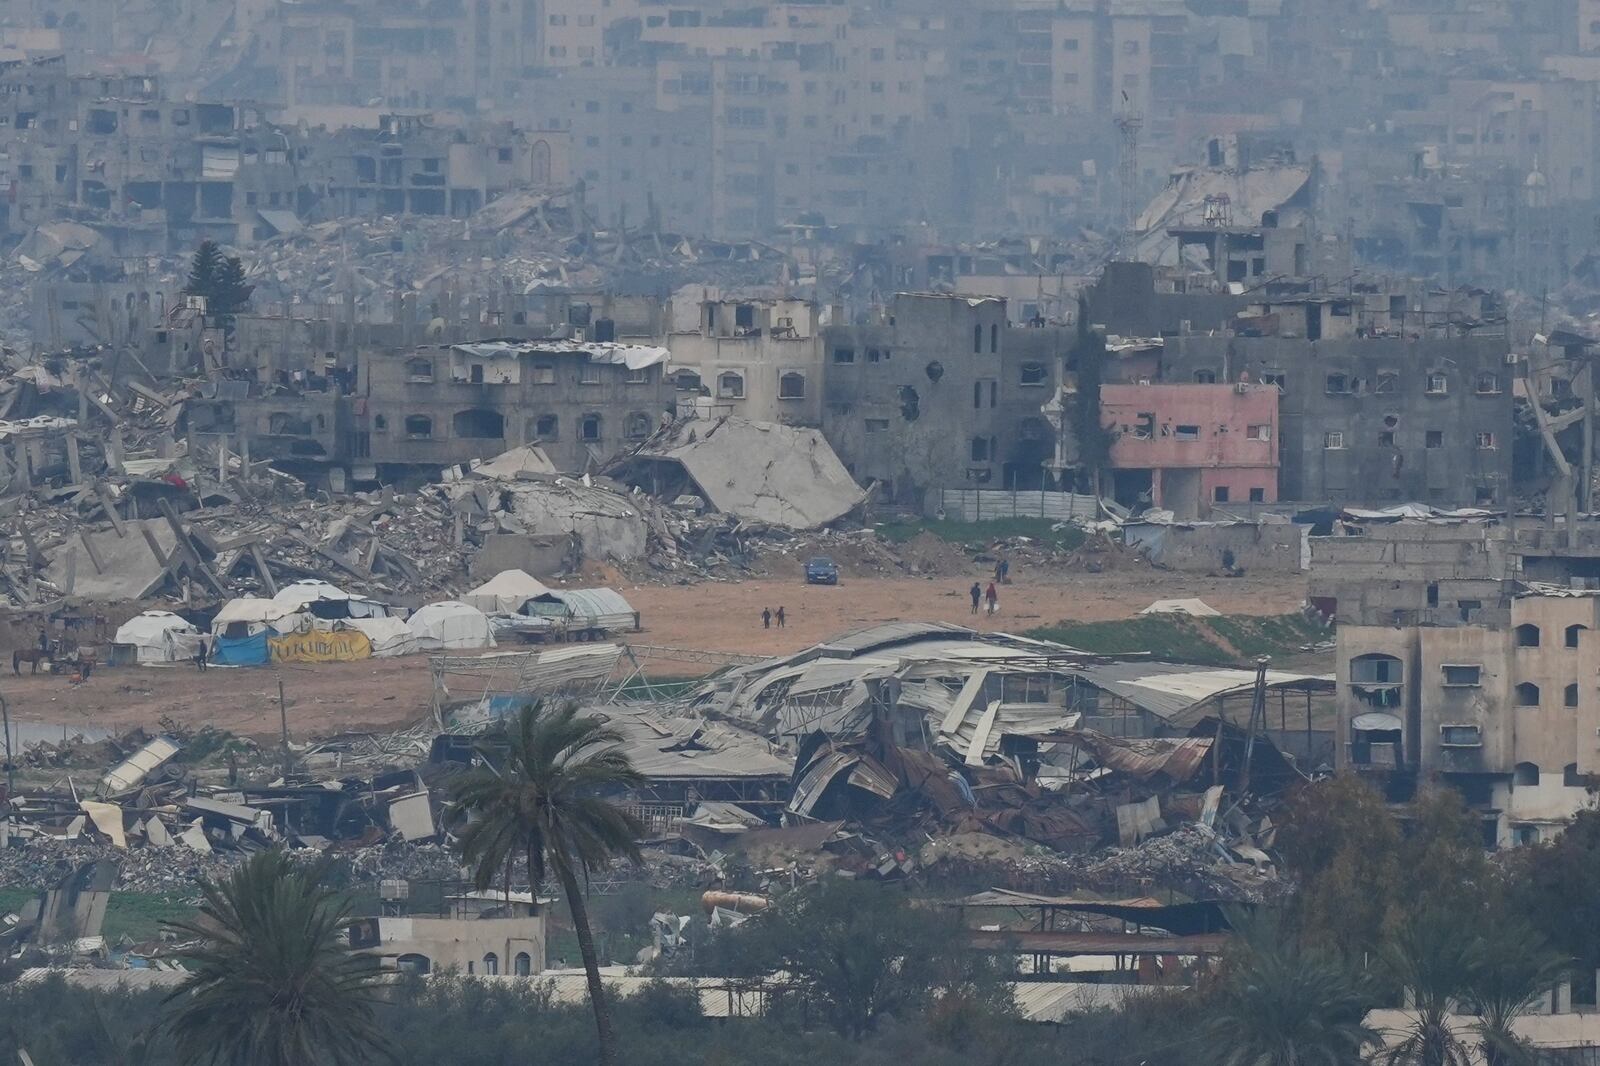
[
  {"x1": 666, "y1": 298, "x2": 825, "y2": 424},
  {"x1": 352, "y1": 340, "x2": 676, "y2": 478},
  {"x1": 1337, "y1": 590, "x2": 1600, "y2": 846}
]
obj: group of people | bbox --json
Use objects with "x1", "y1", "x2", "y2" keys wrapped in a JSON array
[
  {"x1": 761, "y1": 606, "x2": 787, "y2": 629},
  {"x1": 969, "y1": 581, "x2": 1000, "y2": 616}
]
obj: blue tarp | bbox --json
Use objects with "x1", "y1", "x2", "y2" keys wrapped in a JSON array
[{"x1": 213, "y1": 632, "x2": 269, "y2": 666}]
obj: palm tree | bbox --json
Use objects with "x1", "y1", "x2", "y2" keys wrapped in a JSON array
[
  {"x1": 160, "y1": 849, "x2": 392, "y2": 1066},
  {"x1": 1203, "y1": 914, "x2": 1377, "y2": 1066},
  {"x1": 451, "y1": 701, "x2": 645, "y2": 1066},
  {"x1": 1380, "y1": 908, "x2": 1482, "y2": 1066},
  {"x1": 1467, "y1": 918, "x2": 1568, "y2": 1066}
]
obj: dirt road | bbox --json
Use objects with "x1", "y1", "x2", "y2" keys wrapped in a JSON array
[{"x1": 0, "y1": 569, "x2": 1306, "y2": 744}]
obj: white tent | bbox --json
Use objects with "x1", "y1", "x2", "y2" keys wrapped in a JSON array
[
  {"x1": 114, "y1": 610, "x2": 203, "y2": 664},
  {"x1": 464, "y1": 569, "x2": 551, "y2": 614},
  {"x1": 341, "y1": 617, "x2": 421, "y2": 658},
  {"x1": 273, "y1": 579, "x2": 350, "y2": 608},
  {"x1": 272, "y1": 579, "x2": 390, "y2": 618},
  {"x1": 210, "y1": 597, "x2": 297, "y2": 636},
  {"x1": 406, "y1": 601, "x2": 497, "y2": 650}
]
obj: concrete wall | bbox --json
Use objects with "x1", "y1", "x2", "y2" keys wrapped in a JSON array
[
  {"x1": 1165, "y1": 333, "x2": 1513, "y2": 506},
  {"x1": 1123, "y1": 520, "x2": 1307, "y2": 573},
  {"x1": 1307, "y1": 520, "x2": 1513, "y2": 626},
  {"x1": 667, "y1": 300, "x2": 824, "y2": 425}
]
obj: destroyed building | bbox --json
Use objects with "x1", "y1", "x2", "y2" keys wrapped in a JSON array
[
  {"x1": 1159, "y1": 297, "x2": 1513, "y2": 507},
  {"x1": 666, "y1": 297, "x2": 825, "y2": 425},
  {"x1": 821, "y1": 293, "x2": 1072, "y2": 505},
  {"x1": 348, "y1": 885, "x2": 547, "y2": 978},
  {"x1": 354, "y1": 340, "x2": 675, "y2": 479},
  {"x1": 1099, "y1": 382, "x2": 1279, "y2": 519},
  {"x1": 1338, "y1": 586, "x2": 1600, "y2": 846}
]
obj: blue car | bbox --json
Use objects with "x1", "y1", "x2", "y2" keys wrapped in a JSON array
[{"x1": 804, "y1": 556, "x2": 840, "y2": 585}]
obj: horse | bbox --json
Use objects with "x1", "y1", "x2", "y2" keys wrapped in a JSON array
[{"x1": 12, "y1": 648, "x2": 48, "y2": 675}]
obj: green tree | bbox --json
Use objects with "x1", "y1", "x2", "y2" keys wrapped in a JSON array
[
  {"x1": 744, "y1": 877, "x2": 1015, "y2": 1040},
  {"x1": 1380, "y1": 908, "x2": 1482, "y2": 1066},
  {"x1": 1506, "y1": 807, "x2": 1600, "y2": 979},
  {"x1": 159, "y1": 849, "x2": 391, "y2": 1066},
  {"x1": 451, "y1": 702, "x2": 645, "y2": 1066},
  {"x1": 182, "y1": 239, "x2": 253, "y2": 316},
  {"x1": 183, "y1": 240, "x2": 224, "y2": 305},
  {"x1": 1202, "y1": 914, "x2": 1377, "y2": 1066},
  {"x1": 1467, "y1": 918, "x2": 1568, "y2": 1066},
  {"x1": 1277, "y1": 775, "x2": 1402, "y2": 960}
]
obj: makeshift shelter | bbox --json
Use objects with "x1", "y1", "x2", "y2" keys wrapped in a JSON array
[
  {"x1": 523, "y1": 587, "x2": 639, "y2": 632},
  {"x1": 407, "y1": 601, "x2": 497, "y2": 650},
  {"x1": 208, "y1": 598, "x2": 292, "y2": 666},
  {"x1": 273, "y1": 579, "x2": 349, "y2": 608},
  {"x1": 464, "y1": 569, "x2": 551, "y2": 614},
  {"x1": 341, "y1": 617, "x2": 420, "y2": 658},
  {"x1": 112, "y1": 611, "x2": 203, "y2": 665}
]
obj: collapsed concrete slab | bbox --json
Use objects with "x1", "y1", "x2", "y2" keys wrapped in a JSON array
[{"x1": 618, "y1": 416, "x2": 865, "y2": 529}]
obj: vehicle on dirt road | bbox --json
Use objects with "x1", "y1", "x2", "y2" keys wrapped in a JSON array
[{"x1": 804, "y1": 557, "x2": 840, "y2": 585}]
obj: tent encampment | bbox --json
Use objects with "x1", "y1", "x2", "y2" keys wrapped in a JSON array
[
  {"x1": 407, "y1": 601, "x2": 497, "y2": 650},
  {"x1": 113, "y1": 611, "x2": 203, "y2": 665},
  {"x1": 464, "y1": 569, "x2": 551, "y2": 614},
  {"x1": 342, "y1": 616, "x2": 420, "y2": 658}
]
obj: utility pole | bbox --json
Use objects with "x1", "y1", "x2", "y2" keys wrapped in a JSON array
[
  {"x1": 1239, "y1": 656, "x2": 1271, "y2": 796},
  {"x1": 277, "y1": 676, "x2": 291, "y2": 780},
  {"x1": 1115, "y1": 101, "x2": 1143, "y2": 238}
]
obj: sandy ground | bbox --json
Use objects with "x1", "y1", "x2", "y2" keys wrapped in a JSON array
[{"x1": 0, "y1": 568, "x2": 1307, "y2": 745}]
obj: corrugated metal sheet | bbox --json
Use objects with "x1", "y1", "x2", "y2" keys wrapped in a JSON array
[
  {"x1": 1075, "y1": 661, "x2": 1331, "y2": 725},
  {"x1": 936, "y1": 489, "x2": 1100, "y2": 523}
]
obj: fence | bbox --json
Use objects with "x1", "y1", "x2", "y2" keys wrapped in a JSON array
[{"x1": 933, "y1": 489, "x2": 1101, "y2": 523}]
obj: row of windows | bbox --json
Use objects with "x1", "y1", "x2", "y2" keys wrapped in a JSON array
[
  {"x1": 1325, "y1": 430, "x2": 1495, "y2": 449},
  {"x1": 1322, "y1": 370, "x2": 1499, "y2": 396},
  {"x1": 380, "y1": 410, "x2": 658, "y2": 442},
  {"x1": 403, "y1": 357, "x2": 652, "y2": 386}
]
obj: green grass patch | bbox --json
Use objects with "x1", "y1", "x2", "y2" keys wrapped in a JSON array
[
  {"x1": 1026, "y1": 615, "x2": 1232, "y2": 664},
  {"x1": 1024, "y1": 612, "x2": 1328, "y2": 667},
  {"x1": 0, "y1": 888, "x2": 195, "y2": 943},
  {"x1": 1204, "y1": 613, "x2": 1330, "y2": 660},
  {"x1": 874, "y1": 517, "x2": 1087, "y2": 552}
]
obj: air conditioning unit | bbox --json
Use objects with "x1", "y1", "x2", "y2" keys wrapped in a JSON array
[
  {"x1": 184, "y1": 294, "x2": 207, "y2": 312},
  {"x1": 572, "y1": 327, "x2": 586, "y2": 342},
  {"x1": 1504, "y1": 352, "x2": 1519, "y2": 365}
]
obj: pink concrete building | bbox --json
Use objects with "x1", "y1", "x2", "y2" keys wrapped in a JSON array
[{"x1": 1100, "y1": 383, "x2": 1279, "y2": 518}]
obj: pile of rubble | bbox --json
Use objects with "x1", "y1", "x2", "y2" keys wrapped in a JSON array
[{"x1": 1, "y1": 722, "x2": 469, "y2": 894}]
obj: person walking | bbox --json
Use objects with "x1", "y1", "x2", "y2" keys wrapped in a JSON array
[
  {"x1": 761, "y1": 607, "x2": 772, "y2": 630},
  {"x1": 195, "y1": 637, "x2": 209, "y2": 672},
  {"x1": 999, "y1": 557, "x2": 1010, "y2": 584},
  {"x1": 985, "y1": 581, "x2": 999, "y2": 616},
  {"x1": 969, "y1": 582, "x2": 982, "y2": 614},
  {"x1": 776, "y1": 606, "x2": 786, "y2": 628}
]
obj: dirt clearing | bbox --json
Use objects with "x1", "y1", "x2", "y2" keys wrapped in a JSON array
[{"x1": 0, "y1": 569, "x2": 1308, "y2": 743}]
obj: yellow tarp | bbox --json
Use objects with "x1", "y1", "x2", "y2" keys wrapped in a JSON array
[{"x1": 268, "y1": 629, "x2": 372, "y2": 664}]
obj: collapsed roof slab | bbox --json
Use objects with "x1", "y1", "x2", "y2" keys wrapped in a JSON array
[
  {"x1": 630, "y1": 416, "x2": 865, "y2": 530},
  {"x1": 44, "y1": 519, "x2": 181, "y2": 600}
]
